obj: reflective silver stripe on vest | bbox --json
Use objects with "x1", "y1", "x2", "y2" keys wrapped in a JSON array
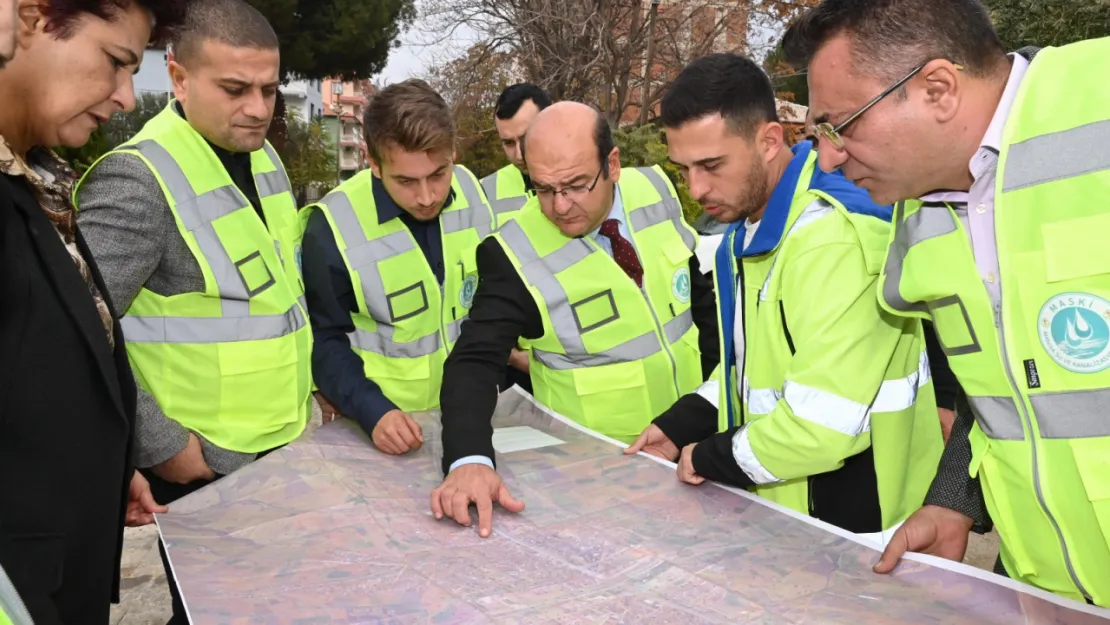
[
  {"x1": 533, "y1": 331, "x2": 661, "y2": 370},
  {"x1": 122, "y1": 303, "x2": 305, "y2": 343},
  {"x1": 446, "y1": 316, "x2": 467, "y2": 344},
  {"x1": 882, "y1": 202, "x2": 984, "y2": 357},
  {"x1": 447, "y1": 165, "x2": 494, "y2": 238},
  {"x1": 255, "y1": 143, "x2": 293, "y2": 198},
  {"x1": 1002, "y1": 119, "x2": 1110, "y2": 192},
  {"x1": 967, "y1": 396, "x2": 1024, "y2": 441},
  {"x1": 482, "y1": 171, "x2": 528, "y2": 216},
  {"x1": 499, "y1": 219, "x2": 691, "y2": 370},
  {"x1": 347, "y1": 327, "x2": 441, "y2": 358},
  {"x1": 663, "y1": 309, "x2": 693, "y2": 344},
  {"x1": 882, "y1": 201, "x2": 957, "y2": 315},
  {"x1": 125, "y1": 139, "x2": 279, "y2": 320},
  {"x1": 322, "y1": 191, "x2": 422, "y2": 358},
  {"x1": 628, "y1": 167, "x2": 696, "y2": 251},
  {"x1": 1030, "y1": 389, "x2": 1110, "y2": 439},
  {"x1": 0, "y1": 564, "x2": 32, "y2": 625}
]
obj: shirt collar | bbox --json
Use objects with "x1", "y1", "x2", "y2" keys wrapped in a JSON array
[
  {"x1": 372, "y1": 172, "x2": 456, "y2": 225},
  {"x1": 919, "y1": 53, "x2": 1029, "y2": 202},
  {"x1": 588, "y1": 182, "x2": 625, "y2": 240}
]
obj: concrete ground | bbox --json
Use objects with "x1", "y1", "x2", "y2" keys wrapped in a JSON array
[{"x1": 110, "y1": 399, "x2": 1003, "y2": 623}]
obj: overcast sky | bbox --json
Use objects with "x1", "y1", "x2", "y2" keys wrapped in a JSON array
[{"x1": 376, "y1": 11, "x2": 478, "y2": 84}]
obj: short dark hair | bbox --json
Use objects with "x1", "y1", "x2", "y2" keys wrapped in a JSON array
[
  {"x1": 363, "y1": 79, "x2": 455, "y2": 162},
  {"x1": 781, "y1": 0, "x2": 1007, "y2": 82},
  {"x1": 173, "y1": 0, "x2": 279, "y2": 65},
  {"x1": 660, "y1": 53, "x2": 778, "y2": 138},
  {"x1": 494, "y1": 83, "x2": 552, "y2": 120},
  {"x1": 43, "y1": 0, "x2": 187, "y2": 45},
  {"x1": 594, "y1": 111, "x2": 615, "y2": 178}
]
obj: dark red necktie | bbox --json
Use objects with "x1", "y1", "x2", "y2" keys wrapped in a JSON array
[{"x1": 599, "y1": 219, "x2": 643, "y2": 287}]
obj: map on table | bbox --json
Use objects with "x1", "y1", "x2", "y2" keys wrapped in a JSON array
[{"x1": 158, "y1": 387, "x2": 1110, "y2": 624}]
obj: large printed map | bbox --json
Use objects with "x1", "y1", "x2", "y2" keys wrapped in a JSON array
[{"x1": 158, "y1": 388, "x2": 1110, "y2": 624}]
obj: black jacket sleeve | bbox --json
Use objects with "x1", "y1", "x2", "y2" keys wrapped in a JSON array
[
  {"x1": 923, "y1": 391, "x2": 993, "y2": 533},
  {"x1": 688, "y1": 253, "x2": 720, "y2": 380},
  {"x1": 691, "y1": 427, "x2": 755, "y2": 489},
  {"x1": 302, "y1": 211, "x2": 399, "y2": 436},
  {"x1": 439, "y1": 238, "x2": 544, "y2": 474},
  {"x1": 924, "y1": 320, "x2": 959, "y2": 411}
]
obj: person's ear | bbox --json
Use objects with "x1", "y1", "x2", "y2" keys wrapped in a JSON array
[
  {"x1": 608, "y1": 146, "x2": 621, "y2": 184},
  {"x1": 16, "y1": 0, "x2": 44, "y2": 50},
  {"x1": 758, "y1": 121, "x2": 786, "y2": 165},
  {"x1": 920, "y1": 59, "x2": 962, "y2": 124}
]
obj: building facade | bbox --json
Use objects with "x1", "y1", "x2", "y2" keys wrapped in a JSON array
[
  {"x1": 322, "y1": 78, "x2": 373, "y2": 181},
  {"x1": 282, "y1": 78, "x2": 325, "y2": 122}
]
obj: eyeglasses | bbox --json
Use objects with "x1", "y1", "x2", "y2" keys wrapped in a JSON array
[
  {"x1": 813, "y1": 62, "x2": 963, "y2": 150},
  {"x1": 534, "y1": 168, "x2": 603, "y2": 204}
]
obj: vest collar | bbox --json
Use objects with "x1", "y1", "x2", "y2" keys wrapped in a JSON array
[
  {"x1": 733, "y1": 140, "x2": 814, "y2": 259},
  {"x1": 371, "y1": 173, "x2": 457, "y2": 225}
]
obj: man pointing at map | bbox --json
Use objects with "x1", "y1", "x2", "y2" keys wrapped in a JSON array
[{"x1": 432, "y1": 101, "x2": 719, "y2": 536}]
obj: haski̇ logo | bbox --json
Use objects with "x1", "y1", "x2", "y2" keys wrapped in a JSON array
[{"x1": 1038, "y1": 292, "x2": 1110, "y2": 373}]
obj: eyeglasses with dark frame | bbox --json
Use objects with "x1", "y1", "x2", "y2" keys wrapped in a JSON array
[
  {"x1": 534, "y1": 168, "x2": 604, "y2": 203},
  {"x1": 813, "y1": 62, "x2": 964, "y2": 150}
]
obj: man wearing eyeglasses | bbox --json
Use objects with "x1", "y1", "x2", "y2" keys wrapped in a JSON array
[
  {"x1": 431, "y1": 101, "x2": 720, "y2": 537},
  {"x1": 785, "y1": 0, "x2": 1110, "y2": 607}
]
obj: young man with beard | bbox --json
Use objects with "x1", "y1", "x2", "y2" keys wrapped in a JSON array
[{"x1": 628, "y1": 53, "x2": 944, "y2": 544}]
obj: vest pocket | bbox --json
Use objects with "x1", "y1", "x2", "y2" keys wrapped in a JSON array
[
  {"x1": 1070, "y1": 437, "x2": 1110, "y2": 553},
  {"x1": 571, "y1": 360, "x2": 649, "y2": 441},
  {"x1": 1043, "y1": 214, "x2": 1110, "y2": 283}
]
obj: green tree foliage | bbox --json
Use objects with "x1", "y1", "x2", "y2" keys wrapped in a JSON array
[
  {"x1": 613, "y1": 124, "x2": 702, "y2": 225},
  {"x1": 426, "y1": 44, "x2": 522, "y2": 179},
  {"x1": 278, "y1": 111, "x2": 338, "y2": 205},
  {"x1": 986, "y1": 0, "x2": 1110, "y2": 49},
  {"x1": 247, "y1": 0, "x2": 417, "y2": 148},
  {"x1": 249, "y1": 0, "x2": 416, "y2": 81},
  {"x1": 764, "y1": 43, "x2": 809, "y2": 107}
]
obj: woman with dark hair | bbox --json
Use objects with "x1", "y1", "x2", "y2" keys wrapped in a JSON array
[{"x1": 0, "y1": 1, "x2": 186, "y2": 623}]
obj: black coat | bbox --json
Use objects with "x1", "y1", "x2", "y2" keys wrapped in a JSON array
[{"x1": 0, "y1": 173, "x2": 136, "y2": 624}]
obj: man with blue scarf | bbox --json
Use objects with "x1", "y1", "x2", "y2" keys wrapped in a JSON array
[{"x1": 628, "y1": 54, "x2": 944, "y2": 543}]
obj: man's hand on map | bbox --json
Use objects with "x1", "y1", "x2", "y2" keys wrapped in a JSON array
[
  {"x1": 624, "y1": 424, "x2": 679, "y2": 461},
  {"x1": 372, "y1": 409, "x2": 424, "y2": 455},
  {"x1": 677, "y1": 443, "x2": 706, "y2": 485},
  {"x1": 125, "y1": 470, "x2": 168, "y2": 527},
  {"x1": 431, "y1": 463, "x2": 526, "y2": 538},
  {"x1": 314, "y1": 391, "x2": 342, "y2": 425},
  {"x1": 873, "y1": 505, "x2": 974, "y2": 573}
]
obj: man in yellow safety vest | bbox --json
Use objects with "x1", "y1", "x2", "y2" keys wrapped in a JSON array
[
  {"x1": 75, "y1": 1, "x2": 311, "y2": 621},
  {"x1": 784, "y1": 0, "x2": 1110, "y2": 606},
  {"x1": 431, "y1": 101, "x2": 720, "y2": 537},
  {"x1": 300, "y1": 79, "x2": 497, "y2": 455}
]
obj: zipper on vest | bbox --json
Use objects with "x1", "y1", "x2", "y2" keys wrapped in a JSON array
[
  {"x1": 641, "y1": 282, "x2": 681, "y2": 397},
  {"x1": 995, "y1": 297, "x2": 1092, "y2": 600},
  {"x1": 736, "y1": 254, "x2": 747, "y2": 429}
]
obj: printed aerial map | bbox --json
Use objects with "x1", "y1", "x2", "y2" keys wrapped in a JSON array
[{"x1": 158, "y1": 388, "x2": 1110, "y2": 624}]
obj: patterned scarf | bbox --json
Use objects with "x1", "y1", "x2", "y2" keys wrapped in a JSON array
[{"x1": 0, "y1": 136, "x2": 115, "y2": 349}]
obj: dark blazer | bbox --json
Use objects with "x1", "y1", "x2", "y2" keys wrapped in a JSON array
[
  {"x1": 0, "y1": 173, "x2": 137, "y2": 624},
  {"x1": 440, "y1": 237, "x2": 720, "y2": 473}
]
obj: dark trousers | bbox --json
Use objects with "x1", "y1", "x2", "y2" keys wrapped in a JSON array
[
  {"x1": 502, "y1": 364, "x2": 533, "y2": 395},
  {"x1": 141, "y1": 468, "x2": 222, "y2": 624}
]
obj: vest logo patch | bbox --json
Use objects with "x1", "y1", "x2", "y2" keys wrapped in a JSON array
[
  {"x1": 459, "y1": 273, "x2": 478, "y2": 308},
  {"x1": 1038, "y1": 292, "x2": 1110, "y2": 373},
  {"x1": 672, "y1": 266, "x2": 691, "y2": 304},
  {"x1": 294, "y1": 244, "x2": 302, "y2": 273}
]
